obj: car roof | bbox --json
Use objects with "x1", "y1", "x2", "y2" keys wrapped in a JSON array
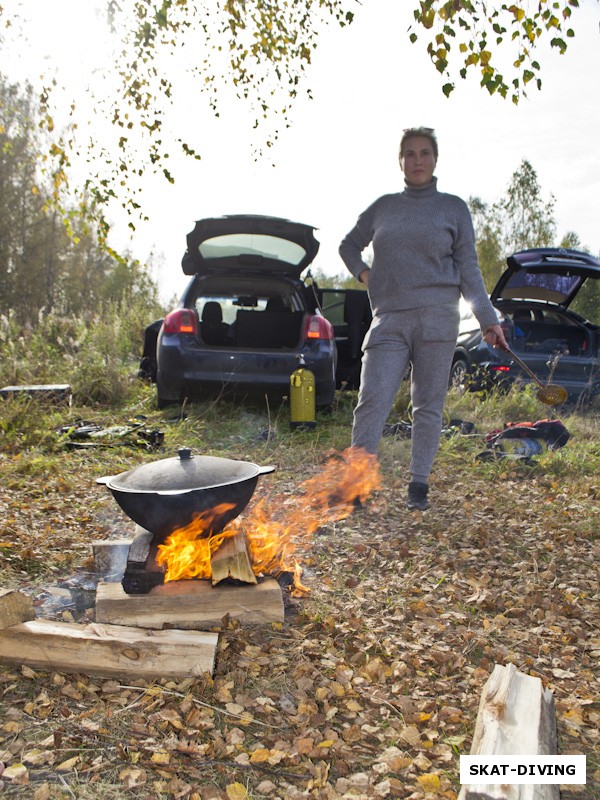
[
  {"x1": 491, "y1": 248, "x2": 600, "y2": 309},
  {"x1": 183, "y1": 214, "x2": 320, "y2": 278}
]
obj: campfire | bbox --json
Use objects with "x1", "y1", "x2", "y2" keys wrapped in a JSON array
[
  {"x1": 102, "y1": 447, "x2": 381, "y2": 597},
  {"x1": 0, "y1": 448, "x2": 381, "y2": 684},
  {"x1": 158, "y1": 446, "x2": 381, "y2": 594}
]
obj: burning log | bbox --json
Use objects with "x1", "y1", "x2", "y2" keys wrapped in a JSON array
[
  {"x1": 117, "y1": 526, "x2": 259, "y2": 594},
  {"x1": 210, "y1": 532, "x2": 257, "y2": 586},
  {"x1": 122, "y1": 527, "x2": 166, "y2": 595}
]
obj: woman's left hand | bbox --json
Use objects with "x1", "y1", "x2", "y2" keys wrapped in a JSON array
[{"x1": 483, "y1": 324, "x2": 509, "y2": 351}]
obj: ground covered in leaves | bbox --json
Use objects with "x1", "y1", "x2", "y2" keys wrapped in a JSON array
[{"x1": 0, "y1": 395, "x2": 599, "y2": 799}]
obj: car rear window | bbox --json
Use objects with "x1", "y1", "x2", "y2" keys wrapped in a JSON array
[
  {"x1": 198, "y1": 234, "x2": 306, "y2": 266},
  {"x1": 502, "y1": 271, "x2": 582, "y2": 303}
]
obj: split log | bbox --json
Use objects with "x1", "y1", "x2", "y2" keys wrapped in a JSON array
[
  {"x1": 0, "y1": 589, "x2": 35, "y2": 629},
  {"x1": 127, "y1": 526, "x2": 154, "y2": 564},
  {"x1": 0, "y1": 619, "x2": 217, "y2": 679},
  {"x1": 95, "y1": 578, "x2": 284, "y2": 630},
  {"x1": 210, "y1": 532, "x2": 257, "y2": 585},
  {"x1": 92, "y1": 538, "x2": 133, "y2": 578},
  {"x1": 458, "y1": 663, "x2": 559, "y2": 800}
]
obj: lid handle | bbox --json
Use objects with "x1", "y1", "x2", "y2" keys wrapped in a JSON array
[{"x1": 178, "y1": 447, "x2": 193, "y2": 460}]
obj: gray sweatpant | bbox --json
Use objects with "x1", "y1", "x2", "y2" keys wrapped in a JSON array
[{"x1": 351, "y1": 305, "x2": 459, "y2": 483}]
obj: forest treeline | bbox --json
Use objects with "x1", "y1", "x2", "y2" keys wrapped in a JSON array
[
  {"x1": 2, "y1": 74, "x2": 598, "y2": 331},
  {"x1": 0, "y1": 76, "x2": 161, "y2": 325}
]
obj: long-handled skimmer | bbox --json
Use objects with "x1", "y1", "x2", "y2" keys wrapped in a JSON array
[{"x1": 503, "y1": 346, "x2": 568, "y2": 406}]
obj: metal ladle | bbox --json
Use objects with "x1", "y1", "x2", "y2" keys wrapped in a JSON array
[{"x1": 503, "y1": 346, "x2": 568, "y2": 406}]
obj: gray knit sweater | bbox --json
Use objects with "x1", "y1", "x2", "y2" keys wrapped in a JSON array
[{"x1": 339, "y1": 178, "x2": 499, "y2": 329}]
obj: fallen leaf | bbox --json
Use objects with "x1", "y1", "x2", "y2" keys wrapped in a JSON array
[
  {"x1": 226, "y1": 782, "x2": 248, "y2": 800},
  {"x1": 2, "y1": 763, "x2": 28, "y2": 780},
  {"x1": 400, "y1": 725, "x2": 421, "y2": 746},
  {"x1": 150, "y1": 752, "x2": 171, "y2": 765},
  {"x1": 20, "y1": 666, "x2": 36, "y2": 679},
  {"x1": 158, "y1": 709, "x2": 184, "y2": 729},
  {"x1": 56, "y1": 755, "x2": 79, "y2": 771},
  {"x1": 34, "y1": 784, "x2": 51, "y2": 800},
  {"x1": 119, "y1": 767, "x2": 146, "y2": 788},
  {"x1": 249, "y1": 748, "x2": 270, "y2": 764},
  {"x1": 23, "y1": 749, "x2": 54, "y2": 766},
  {"x1": 417, "y1": 772, "x2": 441, "y2": 792}
]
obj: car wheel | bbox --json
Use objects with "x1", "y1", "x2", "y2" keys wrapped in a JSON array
[
  {"x1": 449, "y1": 357, "x2": 469, "y2": 390},
  {"x1": 156, "y1": 372, "x2": 180, "y2": 410},
  {"x1": 138, "y1": 356, "x2": 157, "y2": 383}
]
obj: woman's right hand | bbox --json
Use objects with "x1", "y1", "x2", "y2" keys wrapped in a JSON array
[
  {"x1": 483, "y1": 324, "x2": 508, "y2": 351},
  {"x1": 359, "y1": 269, "x2": 370, "y2": 287}
]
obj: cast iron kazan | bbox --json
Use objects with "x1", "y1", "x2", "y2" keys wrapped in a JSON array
[{"x1": 97, "y1": 448, "x2": 274, "y2": 537}]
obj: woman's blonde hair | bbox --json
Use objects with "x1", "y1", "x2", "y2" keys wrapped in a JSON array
[{"x1": 400, "y1": 127, "x2": 438, "y2": 160}]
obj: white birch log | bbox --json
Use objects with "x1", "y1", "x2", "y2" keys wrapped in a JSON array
[{"x1": 458, "y1": 663, "x2": 559, "y2": 800}]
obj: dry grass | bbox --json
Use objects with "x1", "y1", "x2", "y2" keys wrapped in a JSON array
[{"x1": 0, "y1": 385, "x2": 598, "y2": 798}]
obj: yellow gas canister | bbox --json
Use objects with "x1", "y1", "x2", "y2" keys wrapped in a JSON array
[{"x1": 290, "y1": 357, "x2": 316, "y2": 429}]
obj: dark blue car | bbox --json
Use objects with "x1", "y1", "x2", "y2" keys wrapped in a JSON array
[
  {"x1": 460, "y1": 248, "x2": 600, "y2": 403},
  {"x1": 148, "y1": 215, "x2": 337, "y2": 409}
]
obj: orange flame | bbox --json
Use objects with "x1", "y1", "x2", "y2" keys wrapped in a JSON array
[
  {"x1": 155, "y1": 447, "x2": 381, "y2": 592},
  {"x1": 156, "y1": 503, "x2": 236, "y2": 582},
  {"x1": 231, "y1": 447, "x2": 380, "y2": 589},
  {"x1": 290, "y1": 562, "x2": 310, "y2": 598}
]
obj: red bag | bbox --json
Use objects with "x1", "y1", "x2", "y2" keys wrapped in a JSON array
[{"x1": 485, "y1": 419, "x2": 570, "y2": 450}]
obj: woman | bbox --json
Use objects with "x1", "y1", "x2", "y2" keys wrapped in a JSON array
[{"x1": 339, "y1": 127, "x2": 507, "y2": 510}]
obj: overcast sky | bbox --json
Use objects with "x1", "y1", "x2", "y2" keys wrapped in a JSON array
[{"x1": 4, "y1": 0, "x2": 600, "y2": 303}]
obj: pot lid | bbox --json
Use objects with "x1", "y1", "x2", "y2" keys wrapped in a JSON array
[{"x1": 98, "y1": 449, "x2": 273, "y2": 495}]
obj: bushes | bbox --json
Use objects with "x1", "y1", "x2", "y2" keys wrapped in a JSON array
[{"x1": 0, "y1": 296, "x2": 163, "y2": 407}]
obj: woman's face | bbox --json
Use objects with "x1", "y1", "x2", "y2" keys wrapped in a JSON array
[{"x1": 400, "y1": 135, "x2": 437, "y2": 186}]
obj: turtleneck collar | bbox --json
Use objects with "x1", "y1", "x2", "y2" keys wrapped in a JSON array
[{"x1": 403, "y1": 175, "x2": 438, "y2": 198}]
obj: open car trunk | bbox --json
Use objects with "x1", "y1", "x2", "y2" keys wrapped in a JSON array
[
  {"x1": 199, "y1": 309, "x2": 306, "y2": 350},
  {"x1": 510, "y1": 316, "x2": 593, "y2": 357},
  {"x1": 502, "y1": 307, "x2": 599, "y2": 396}
]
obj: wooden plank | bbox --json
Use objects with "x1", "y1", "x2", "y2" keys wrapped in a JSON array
[
  {"x1": 458, "y1": 663, "x2": 559, "y2": 800},
  {"x1": 0, "y1": 589, "x2": 35, "y2": 629},
  {"x1": 210, "y1": 532, "x2": 257, "y2": 586},
  {"x1": 0, "y1": 619, "x2": 217, "y2": 679},
  {"x1": 0, "y1": 384, "x2": 72, "y2": 404},
  {"x1": 95, "y1": 578, "x2": 284, "y2": 630}
]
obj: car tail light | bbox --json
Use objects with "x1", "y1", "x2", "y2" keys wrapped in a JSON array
[
  {"x1": 303, "y1": 314, "x2": 334, "y2": 341},
  {"x1": 162, "y1": 309, "x2": 198, "y2": 336},
  {"x1": 490, "y1": 365, "x2": 510, "y2": 372}
]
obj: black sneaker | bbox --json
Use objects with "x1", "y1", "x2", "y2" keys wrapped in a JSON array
[{"x1": 407, "y1": 481, "x2": 429, "y2": 511}]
